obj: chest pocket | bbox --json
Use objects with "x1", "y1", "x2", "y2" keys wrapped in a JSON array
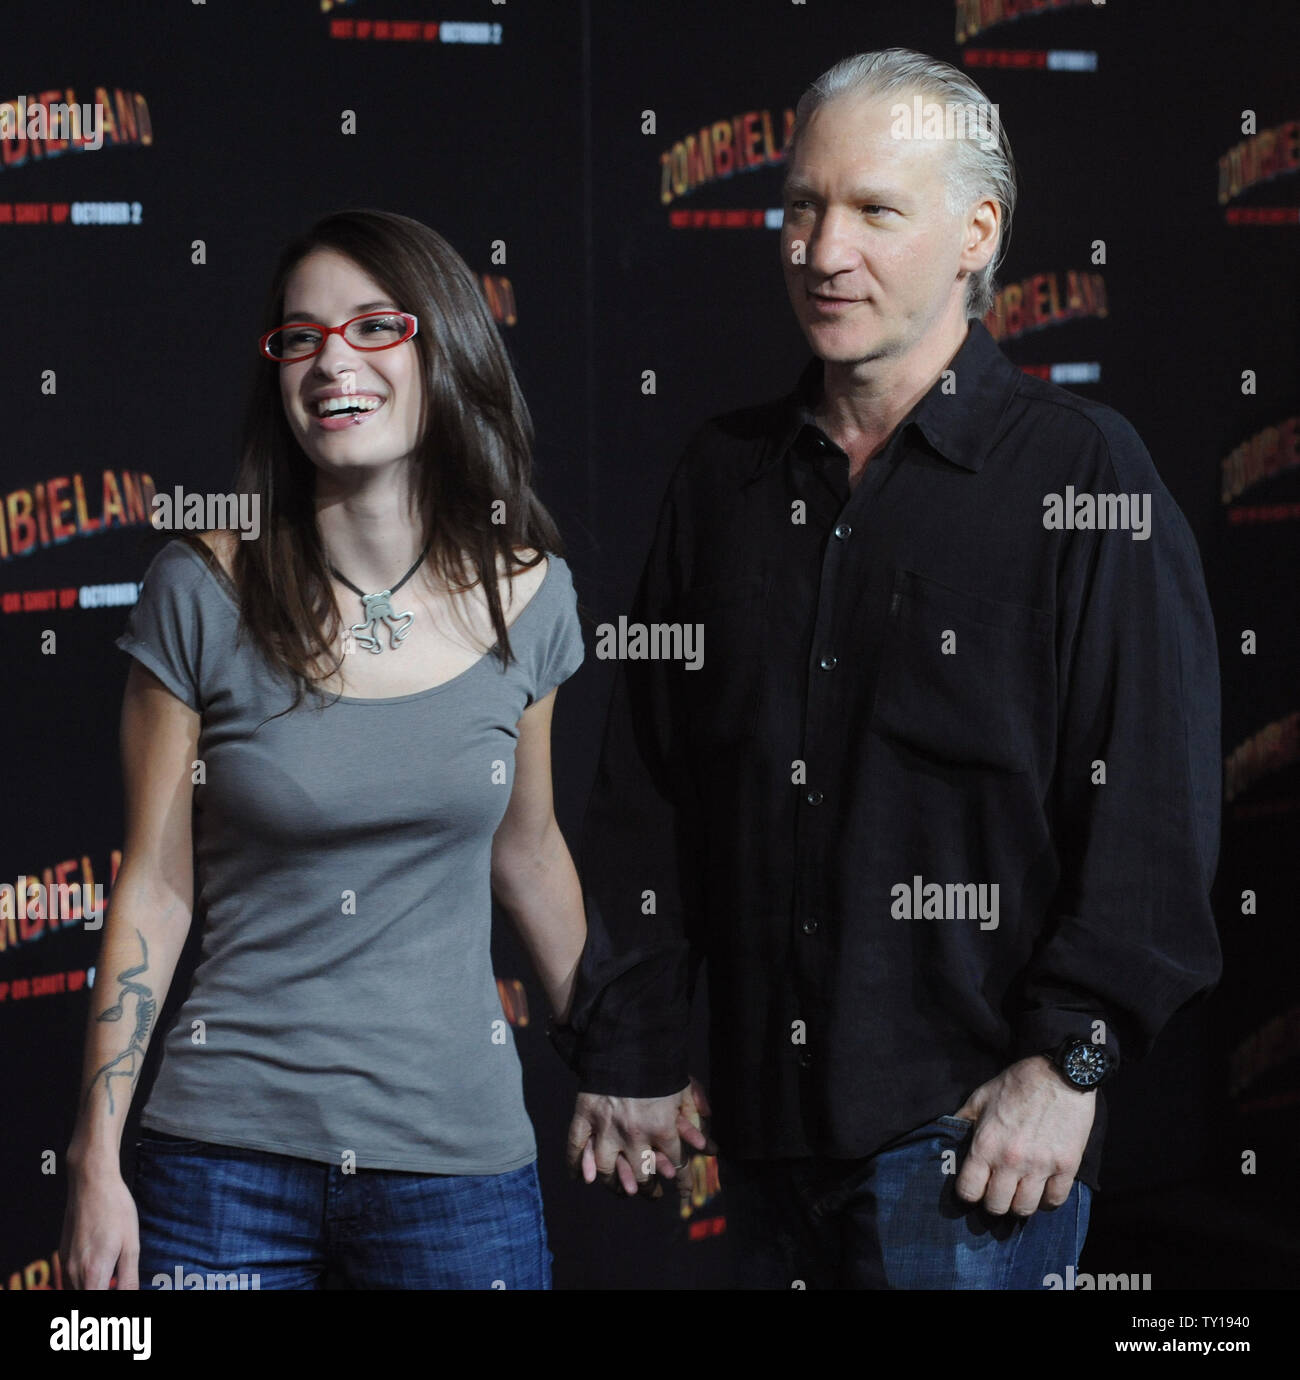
[
  {"x1": 871, "y1": 567, "x2": 1054, "y2": 775},
  {"x1": 671, "y1": 571, "x2": 768, "y2": 748}
]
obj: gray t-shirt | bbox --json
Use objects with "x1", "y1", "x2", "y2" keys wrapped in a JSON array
[{"x1": 115, "y1": 539, "x2": 584, "y2": 1173}]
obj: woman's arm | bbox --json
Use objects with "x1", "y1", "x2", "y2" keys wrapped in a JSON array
[
  {"x1": 490, "y1": 687, "x2": 586, "y2": 1023},
  {"x1": 61, "y1": 661, "x2": 200, "y2": 1288}
]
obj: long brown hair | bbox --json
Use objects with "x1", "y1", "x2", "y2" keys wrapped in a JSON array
[{"x1": 185, "y1": 208, "x2": 565, "y2": 713}]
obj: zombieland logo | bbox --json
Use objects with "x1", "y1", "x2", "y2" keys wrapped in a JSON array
[
  {"x1": 1221, "y1": 417, "x2": 1300, "y2": 523},
  {"x1": 955, "y1": 0, "x2": 1099, "y2": 44},
  {"x1": 479, "y1": 274, "x2": 515, "y2": 326},
  {"x1": 1224, "y1": 711, "x2": 1299, "y2": 808},
  {"x1": 1218, "y1": 116, "x2": 1299, "y2": 225},
  {"x1": 4, "y1": 1248, "x2": 68, "y2": 1290},
  {"x1": 0, "y1": 852, "x2": 120, "y2": 954},
  {"x1": 658, "y1": 106, "x2": 794, "y2": 209},
  {"x1": 1, "y1": 471, "x2": 157, "y2": 560},
  {"x1": 680, "y1": 1155, "x2": 723, "y2": 1240},
  {"x1": 982, "y1": 268, "x2": 1107, "y2": 344},
  {"x1": 0, "y1": 89, "x2": 152, "y2": 172}
]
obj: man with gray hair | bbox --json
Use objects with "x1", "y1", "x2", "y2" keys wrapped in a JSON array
[{"x1": 556, "y1": 48, "x2": 1221, "y2": 1288}]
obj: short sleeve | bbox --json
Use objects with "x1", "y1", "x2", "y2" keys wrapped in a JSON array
[
  {"x1": 528, "y1": 555, "x2": 584, "y2": 704},
  {"x1": 114, "y1": 541, "x2": 207, "y2": 710}
]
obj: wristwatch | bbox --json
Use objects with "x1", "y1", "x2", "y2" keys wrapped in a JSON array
[{"x1": 1046, "y1": 1035, "x2": 1117, "y2": 1090}]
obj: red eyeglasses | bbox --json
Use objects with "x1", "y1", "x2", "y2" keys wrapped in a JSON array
[{"x1": 259, "y1": 310, "x2": 419, "y2": 362}]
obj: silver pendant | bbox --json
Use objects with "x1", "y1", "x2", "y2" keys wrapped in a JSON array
[{"x1": 348, "y1": 589, "x2": 414, "y2": 654}]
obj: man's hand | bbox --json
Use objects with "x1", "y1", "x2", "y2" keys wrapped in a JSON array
[
  {"x1": 567, "y1": 1077, "x2": 715, "y2": 1201},
  {"x1": 950, "y1": 1055, "x2": 1095, "y2": 1217}
]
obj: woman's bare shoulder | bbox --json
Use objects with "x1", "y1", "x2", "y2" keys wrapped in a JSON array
[
  {"x1": 503, "y1": 546, "x2": 548, "y2": 606},
  {"x1": 508, "y1": 544, "x2": 544, "y2": 566}
]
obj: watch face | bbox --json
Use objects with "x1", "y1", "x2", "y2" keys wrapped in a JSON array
[{"x1": 1062, "y1": 1041, "x2": 1111, "y2": 1086}]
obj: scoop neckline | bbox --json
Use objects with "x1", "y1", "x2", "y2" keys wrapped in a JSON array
[{"x1": 171, "y1": 538, "x2": 556, "y2": 705}]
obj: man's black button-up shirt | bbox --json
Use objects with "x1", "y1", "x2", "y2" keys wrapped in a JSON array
[{"x1": 557, "y1": 320, "x2": 1223, "y2": 1190}]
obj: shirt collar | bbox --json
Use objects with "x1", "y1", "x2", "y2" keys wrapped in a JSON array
[{"x1": 749, "y1": 319, "x2": 1021, "y2": 482}]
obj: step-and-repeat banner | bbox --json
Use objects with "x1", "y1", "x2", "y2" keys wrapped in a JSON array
[{"x1": 2, "y1": 0, "x2": 1296, "y2": 1292}]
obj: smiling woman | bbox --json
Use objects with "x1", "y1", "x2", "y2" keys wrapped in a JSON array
[
  {"x1": 219, "y1": 211, "x2": 565, "y2": 703},
  {"x1": 60, "y1": 210, "x2": 589, "y2": 1292}
]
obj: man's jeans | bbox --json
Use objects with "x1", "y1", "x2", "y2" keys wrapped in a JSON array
[
  {"x1": 132, "y1": 1130, "x2": 551, "y2": 1289},
  {"x1": 724, "y1": 1115, "x2": 1091, "y2": 1289}
]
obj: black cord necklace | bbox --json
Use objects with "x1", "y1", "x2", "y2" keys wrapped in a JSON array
[{"x1": 327, "y1": 540, "x2": 433, "y2": 655}]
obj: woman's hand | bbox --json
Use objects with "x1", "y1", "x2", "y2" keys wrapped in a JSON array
[
  {"x1": 568, "y1": 1076, "x2": 715, "y2": 1201},
  {"x1": 60, "y1": 1154, "x2": 141, "y2": 1290}
]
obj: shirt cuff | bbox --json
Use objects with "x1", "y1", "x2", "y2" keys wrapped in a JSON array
[
  {"x1": 1010, "y1": 1009, "x2": 1123, "y2": 1070},
  {"x1": 545, "y1": 1018, "x2": 689, "y2": 1098}
]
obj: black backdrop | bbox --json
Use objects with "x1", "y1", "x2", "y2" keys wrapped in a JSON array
[{"x1": 2, "y1": 0, "x2": 1297, "y2": 1293}]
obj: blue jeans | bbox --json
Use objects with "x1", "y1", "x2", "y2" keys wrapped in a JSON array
[
  {"x1": 724, "y1": 1115, "x2": 1091, "y2": 1289},
  {"x1": 132, "y1": 1131, "x2": 551, "y2": 1289}
]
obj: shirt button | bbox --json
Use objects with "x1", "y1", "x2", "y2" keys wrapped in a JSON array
[
  {"x1": 798, "y1": 1050, "x2": 813, "y2": 1069},
  {"x1": 805, "y1": 789, "x2": 823, "y2": 806},
  {"x1": 833, "y1": 522, "x2": 852, "y2": 539},
  {"x1": 801, "y1": 917, "x2": 818, "y2": 935},
  {"x1": 819, "y1": 654, "x2": 837, "y2": 671}
]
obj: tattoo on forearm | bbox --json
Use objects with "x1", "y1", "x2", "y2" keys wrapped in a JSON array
[{"x1": 84, "y1": 930, "x2": 156, "y2": 1116}]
